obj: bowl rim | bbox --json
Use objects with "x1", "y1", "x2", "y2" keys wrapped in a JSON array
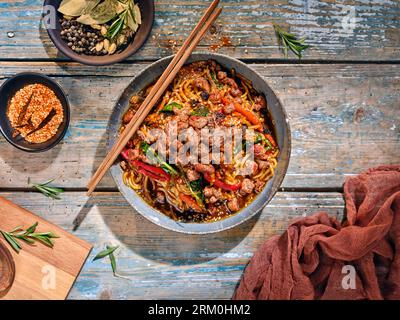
[
  {"x1": 108, "y1": 53, "x2": 291, "y2": 234},
  {"x1": 43, "y1": 0, "x2": 155, "y2": 66},
  {"x1": 0, "y1": 72, "x2": 70, "y2": 153}
]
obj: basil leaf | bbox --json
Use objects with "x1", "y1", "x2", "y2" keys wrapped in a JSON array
[
  {"x1": 160, "y1": 102, "x2": 183, "y2": 113},
  {"x1": 191, "y1": 105, "x2": 209, "y2": 117}
]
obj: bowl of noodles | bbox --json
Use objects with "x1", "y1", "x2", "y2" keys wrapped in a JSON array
[{"x1": 107, "y1": 53, "x2": 291, "y2": 234}]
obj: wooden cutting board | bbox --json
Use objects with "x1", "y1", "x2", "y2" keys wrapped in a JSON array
[{"x1": 0, "y1": 196, "x2": 92, "y2": 300}]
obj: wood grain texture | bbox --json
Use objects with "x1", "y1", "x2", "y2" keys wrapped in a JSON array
[
  {"x1": 0, "y1": 196, "x2": 92, "y2": 300},
  {"x1": 0, "y1": 62, "x2": 398, "y2": 189},
  {"x1": 0, "y1": 0, "x2": 399, "y2": 61},
  {"x1": 0, "y1": 191, "x2": 344, "y2": 299}
]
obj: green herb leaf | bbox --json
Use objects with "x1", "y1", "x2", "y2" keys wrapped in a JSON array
[
  {"x1": 93, "y1": 245, "x2": 119, "y2": 261},
  {"x1": 160, "y1": 102, "x2": 183, "y2": 114},
  {"x1": 1, "y1": 230, "x2": 21, "y2": 253},
  {"x1": 106, "y1": 245, "x2": 117, "y2": 274},
  {"x1": 210, "y1": 71, "x2": 222, "y2": 89},
  {"x1": 140, "y1": 142, "x2": 179, "y2": 176},
  {"x1": 191, "y1": 105, "x2": 210, "y2": 117},
  {"x1": 0, "y1": 222, "x2": 59, "y2": 253},
  {"x1": 273, "y1": 23, "x2": 310, "y2": 59},
  {"x1": 31, "y1": 179, "x2": 64, "y2": 200}
]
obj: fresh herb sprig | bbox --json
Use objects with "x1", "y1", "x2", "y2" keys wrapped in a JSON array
[
  {"x1": 106, "y1": 0, "x2": 137, "y2": 41},
  {"x1": 273, "y1": 23, "x2": 310, "y2": 59},
  {"x1": 0, "y1": 222, "x2": 59, "y2": 253},
  {"x1": 93, "y1": 245, "x2": 129, "y2": 279},
  {"x1": 30, "y1": 179, "x2": 64, "y2": 200}
]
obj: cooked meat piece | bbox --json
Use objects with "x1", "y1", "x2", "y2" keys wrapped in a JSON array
[
  {"x1": 230, "y1": 88, "x2": 242, "y2": 97},
  {"x1": 126, "y1": 149, "x2": 140, "y2": 161},
  {"x1": 194, "y1": 77, "x2": 210, "y2": 93},
  {"x1": 212, "y1": 188, "x2": 222, "y2": 198},
  {"x1": 177, "y1": 121, "x2": 189, "y2": 131},
  {"x1": 222, "y1": 77, "x2": 239, "y2": 89},
  {"x1": 257, "y1": 160, "x2": 270, "y2": 170},
  {"x1": 189, "y1": 115, "x2": 208, "y2": 129},
  {"x1": 204, "y1": 186, "x2": 213, "y2": 198},
  {"x1": 217, "y1": 71, "x2": 227, "y2": 80},
  {"x1": 209, "y1": 196, "x2": 218, "y2": 204},
  {"x1": 241, "y1": 178, "x2": 255, "y2": 194},
  {"x1": 194, "y1": 164, "x2": 215, "y2": 175},
  {"x1": 204, "y1": 186, "x2": 223, "y2": 199},
  {"x1": 156, "y1": 191, "x2": 166, "y2": 204},
  {"x1": 123, "y1": 109, "x2": 135, "y2": 124},
  {"x1": 208, "y1": 60, "x2": 220, "y2": 71},
  {"x1": 227, "y1": 197, "x2": 240, "y2": 211},
  {"x1": 254, "y1": 144, "x2": 270, "y2": 160},
  {"x1": 223, "y1": 103, "x2": 235, "y2": 114},
  {"x1": 244, "y1": 160, "x2": 259, "y2": 176},
  {"x1": 209, "y1": 89, "x2": 222, "y2": 104},
  {"x1": 214, "y1": 111, "x2": 225, "y2": 125},
  {"x1": 187, "y1": 168, "x2": 200, "y2": 181},
  {"x1": 254, "y1": 180, "x2": 266, "y2": 193},
  {"x1": 253, "y1": 95, "x2": 267, "y2": 111},
  {"x1": 130, "y1": 95, "x2": 141, "y2": 105}
]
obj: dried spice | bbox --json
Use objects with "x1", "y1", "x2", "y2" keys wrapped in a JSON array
[{"x1": 7, "y1": 84, "x2": 64, "y2": 143}]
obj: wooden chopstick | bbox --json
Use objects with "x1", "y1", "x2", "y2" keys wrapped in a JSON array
[{"x1": 87, "y1": 2, "x2": 222, "y2": 195}]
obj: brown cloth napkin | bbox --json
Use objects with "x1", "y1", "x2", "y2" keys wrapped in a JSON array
[{"x1": 233, "y1": 165, "x2": 400, "y2": 300}]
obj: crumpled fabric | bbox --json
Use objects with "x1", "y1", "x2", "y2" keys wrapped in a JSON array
[{"x1": 233, "y1": 165, "x2": 400, "y2": 300}]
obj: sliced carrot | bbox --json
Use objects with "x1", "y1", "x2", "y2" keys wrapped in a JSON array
[
  {"x1": 233, "y1": 103, "x2": 262, "y2": 130},
  {"x1": 179, "y1": 194, "x2": 204, "y2": 212}
]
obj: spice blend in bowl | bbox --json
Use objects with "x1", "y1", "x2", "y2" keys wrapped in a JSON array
[
  {"x1": 0, "y1": 73, "x2": 70, "y2": 152},
  {"x1": 7, "y1": 84, "x2": 64, "y2": 144}
]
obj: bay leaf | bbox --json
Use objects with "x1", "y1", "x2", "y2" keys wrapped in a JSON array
[
  {"x1": 133, "y1": 4, "x2": 141, "y2": 25},
  {"x1": 76, "y1": 13, "x2": 100, "y2": 25},
  {"x1": 88, "y1": 0, "x2": 118, "y2": 24},
  {"x1": 58, "y1": 0, "x2": 89, "y2": 16}
]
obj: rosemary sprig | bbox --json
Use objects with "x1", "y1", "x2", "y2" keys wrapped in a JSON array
[
  {"x1": 0, "y1": 222, "x2": 59, "y2": 253},
  {"x1": 30, "y1": 178, "x2": 64, "y2": 200},
  {"x1": 93, "y1": 245, "x2": 129, "y2": 279},
  {"x1": 273, "y1": 23, "x2": 310, "y2": 59},
  {"x1": 106, "y1": 10, "x2": 127, "y2": 41}
]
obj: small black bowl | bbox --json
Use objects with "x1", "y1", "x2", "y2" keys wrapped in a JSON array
[
  {"x1": 0, "y1": 72, "x2": 70, "y2": 152},
  {"x1": 44, "y1": 0, "x2": 155, "y2": 66}
]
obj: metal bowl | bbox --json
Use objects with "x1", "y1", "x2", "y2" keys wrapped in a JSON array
[
  {"x1": 107, "y1": 53, "x2": 291, "y2": 234},
  {"x1": 44, "y1": 0, "x2": 154, "y2": 66}
]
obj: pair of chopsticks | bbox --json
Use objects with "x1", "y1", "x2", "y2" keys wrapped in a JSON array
[{"x1": 87, "y1": 0, "x2": 222, "y2": 195}]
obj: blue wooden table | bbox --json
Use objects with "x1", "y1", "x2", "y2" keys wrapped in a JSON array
[{"x1": 0, "y1": 0, "x2": 399, "y2": 299}]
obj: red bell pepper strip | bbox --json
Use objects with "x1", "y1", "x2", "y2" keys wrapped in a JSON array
[
  {"x1": 179, "y1": 194, "x2": 204, "y2": 212},
  {"x1": 132, "y1": 160, "x2": 171, "y2": 182},
  {"x1": 203, "y1": 173, "x2": 241, "y2": 191}
]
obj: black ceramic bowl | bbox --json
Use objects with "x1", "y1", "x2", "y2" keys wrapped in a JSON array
[
  {"x1": 44, "y1": 0, "x2": 154, "y2": 66},
  {"x1": 0, "y1": 72, "x2": 70, "y2": 152},
  {"x1": 107, "y1": 53, "x2": 291, "y2": 234}
]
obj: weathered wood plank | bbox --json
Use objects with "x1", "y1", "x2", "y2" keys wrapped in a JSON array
[
  {"x1": 0, "y1": 0, "x2": 399, "y2": 61},
  {"x1": 0, "y1": 62, "x2": 398, "y2": 189},
  {"x1": 0, "y1": 191, "x2": 344, "y2": 299}
]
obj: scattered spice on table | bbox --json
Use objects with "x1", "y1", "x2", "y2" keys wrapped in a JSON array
[
  {"x1": 0, "y1": 222, "x2": 59, "y2": 253},
  {"x1": 7, "y1": 84, "x2": 64, "y2": 143}
]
